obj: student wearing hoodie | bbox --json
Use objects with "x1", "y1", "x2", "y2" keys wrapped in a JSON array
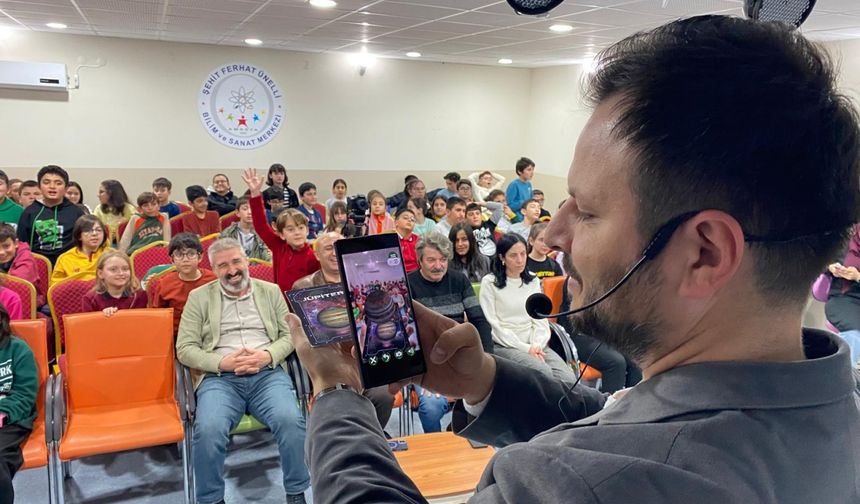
[
  {"x1": 0, "y1": 171, "x2": 22, "y2": 228},
  {"x1": 16, "y1": 165, "x2": 85, "y2": 265},
  {"x1": 0, "y1": 224, "x2": 45, "y2": 307}
]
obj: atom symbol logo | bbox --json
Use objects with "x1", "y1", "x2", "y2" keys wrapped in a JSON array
[{"x1": 229, "y1": 86, "x2": 256, "y2": 114}]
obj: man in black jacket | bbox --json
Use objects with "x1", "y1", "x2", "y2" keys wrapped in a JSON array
[{"x1": 17, "y1": 165, "x2": 85, "y2": 265}]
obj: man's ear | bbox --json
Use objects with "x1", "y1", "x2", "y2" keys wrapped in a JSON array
[{"x1": 676, "y1": 210, "x2": 745, "y2": 299}]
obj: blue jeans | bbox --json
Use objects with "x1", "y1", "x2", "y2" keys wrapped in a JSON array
[
  {"x1": 415, "y1": 386, "x2": 449, "y2": 433},
  {"x1": 193, "y1": 367, "x2": 310, "y2": 504}
]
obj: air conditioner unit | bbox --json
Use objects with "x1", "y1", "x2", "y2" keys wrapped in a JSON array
[{"x1": 0, "y1": 61, "x2": 68, "y2": 92}]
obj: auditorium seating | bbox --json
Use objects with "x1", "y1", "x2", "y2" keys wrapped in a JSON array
[
  {"x1": 129, "y1": 240, "x2": 170, "y2": 283},
  {"x1": 2, "y1": 273, "x2": 37, "y2": 319}
]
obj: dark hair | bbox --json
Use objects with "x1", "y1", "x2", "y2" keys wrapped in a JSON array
[
  {"x1": 185, "y1": 185, "x2": 207, "y2": 202},
  {"x1": 169, "y1": 232, "x2": 203, "y2": 256},
  {"x1": 37, "y1": 165, "x2": 69, "y2": 186},
  {"x1": 264, "y1": 186, "x2": 284, "y2": 201},
  {"x1": 515, "y1": 157, "x2": 534, "y2": 175},
  {"x1": 212, "y1": 173, "x2": 229, "y2": 183},
  {"x1": 72, "y1": 214, "x2": 107, "y2": 250},
  {"x1": 0, "y1": 304, "x2": 10, "y2": 348},
  {"x1": 152, "y1": 177, "x2": 172, "y2": 190},
  {"x1": 532, "y1": 189, "x2": 544, "y2": 197},
  {"x1": 409, "y1": 197, "x2": 429, "y2": 215},
  {"x1": 326, "y1": 200, "x2": 348, "y2": 232},
  {"x1": 20, "y1": 180, "x2": 38, "y2": 191},
  {"x1": 446, "y1": 197, "x2": 466, "y2": 211},
  {"x1": 457, "y1": 179, "x2": 472, "y2": 190},
  {"x1": 0, "y1": 223, "x2": 17, "y2": 244},
  {"x1": 298, "y1": 182, "x2": 316, "y2": 197},
  {"x1": 137, "y1": 192, "x2": 157, "y2": 207},
  {"x1": 478, "y1": 170, "x2": 493, "y2": 179},
  {"x1": 492, "y1": 233, "x2": 534, "y2": 289},
  {"x1": 431, "y1": 195, "x2": 447, "y2": 207},
  {"x1": 521, "y1": 198, "x2": 540, "y2": 211},
  {"x1": 405, "y1": 178, "x2": 424, "y2": 198},
  {"x1": 465, "y1": 203, "x2": 482, "y2": 215},
  {"x1": 267, "y1": 163, "x2": 287, "y2": 186},
  {"x1": 0, "y1": 170, "x2": 8, "y2": 186},
  {"x1": 449, "y1": 223, "x2": 483, "y2": 280},
  {"x1": 444, "y1": 172, "x2": 461, "y2": 183},
  {"x1": 527, "y1": 221, "x2": 549, "y2": 252},
  {"x1": 332, "y1": 178, "x2": 347, "y2": 190},
  {"x1": 236, "y1": 196, "x2": 250, "y2": 210},
  {"x1": 99, "y1": 180, "x2": 131, "y2": 215},
  {"x1": 395, "y1": 207, "x2": 415, "y2": 220},
  {"x1": 487, "y1": 189, "x2": 505, "y2": 202},
  {"x1": 586, "y1": 15, "x2": 860, "y2": 305},
  {"x1": 67, "y1": 181, "x2": 84, "y2": 205}
]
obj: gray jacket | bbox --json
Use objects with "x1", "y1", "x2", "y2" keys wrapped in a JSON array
[{"x1": 306, "y1": 329, "x2": 860, "y2": 503}]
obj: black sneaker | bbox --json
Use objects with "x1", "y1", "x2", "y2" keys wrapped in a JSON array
[{"x1": 287, "y1": 492, "x2": 307, "y2": 504}]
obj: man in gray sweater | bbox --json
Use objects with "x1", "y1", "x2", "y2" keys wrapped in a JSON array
[{"x1": 290, "y1": 16, "x2": 860, "y2": 504}]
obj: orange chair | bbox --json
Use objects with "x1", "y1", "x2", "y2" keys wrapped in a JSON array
[
  {"x1": 579, "y1": 362, "x2": 603, "y2": 384},
  {"x1": 47, "y1": 274, "x2": 96, "y2": 356},
  {"x1": 170, "y1": 213, "x2": 187, "y2": 236},
  {"x1": 542, "y1": 276, "x2": 565, "y2": 322},
  {"x1": 1, "y1": 273, "x2": 37, "y2": 319},
  {"x1": 49, "y1": 309, "x2": 191, "y2": 504},
  {"x1": 219, "y1": 210, "x2": 239, "y2": 229},
  {"x1": 174, "y1": 201, "x2": 191, "y2": 213},
  {"x1": 129, "y1": 240, "x2": 171, "y2": 282},
  {"x1": 13, "y1": 319, "x2": 55, "y2": 503},
  {"x1": 197, "y1": 233, "x2": 220, "y2": 270},
  {"x1": 248, "y1": 259, "x2": 274, "y2": 283}
]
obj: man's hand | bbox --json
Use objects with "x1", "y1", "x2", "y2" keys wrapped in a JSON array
[
  {"x1": 288, "y1": 314, "x2": 363, "y2": 393},
  {"x1": 234, "y1": 348, "x2": 272, "y2": 375},
  {"x1": 529, "y1": 345, "x2": 546, "y2": 363},
  {"x1": 242, "y1": 167, "x2": 264, "y2": 197},
  {"x1": 388, "y1": 301, "x2": 496, "y2": 405},
  {"x1": 830, "y1": 262, "x2": 860, "y2": 281},
  {"x1": 218, "y1": 349, "x2": 246, "y2": 373}
]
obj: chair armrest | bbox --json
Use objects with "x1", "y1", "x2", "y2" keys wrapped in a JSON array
[
  {"x1": 174, "y1": 361, "x2": 188, "y2": 422},
  {"x1": 549, "y1": 322, "x2": 579, "y2": 367},
  {"x1": 181, "y1": 365, "x2": 196, "y2": 420},
  {"x1": 51, "y1": 372, "x2": 66, "y2": 443},
  {"x1": 43, "y1": 374, "x2": 54, "y2": 444}
]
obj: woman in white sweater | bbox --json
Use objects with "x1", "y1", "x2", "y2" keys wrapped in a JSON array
[{"x1": 479, "y1": 233, "x2": 578, "y2": 384}]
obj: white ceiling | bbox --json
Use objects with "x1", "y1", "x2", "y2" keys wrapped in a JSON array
[{"x1": 0, "y1": 0, "x2": 859, "y2": 67}]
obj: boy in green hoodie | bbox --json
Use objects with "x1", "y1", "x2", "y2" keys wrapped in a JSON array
[
  {"x1": 0, "y1": 304, "x2": 38, "y2": 503},
  {"x1": 0, "y1": 171, "x2": 22, "y2": 228}
]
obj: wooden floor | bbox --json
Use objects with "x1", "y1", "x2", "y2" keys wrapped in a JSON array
[{"x1": 394, "y1": 432, "x2": 495, "y2": 502}]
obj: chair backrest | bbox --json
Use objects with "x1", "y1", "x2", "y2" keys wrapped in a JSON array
[
  {"x1": 63, "y1": 309, "x2": 175, "y2": 410},
  {"x1": 812, "y1": 273, "x2": 832, "y2": 303},
  {"x1": 31, "y1": 253, "x2": 52, "y2": 297},
  {"x1": 174, "y1": 201, "x2": 191, "y2": 213},
  {"x1": 219, "y1": 210, "x2": 239, "y2": 229},
  {"x1": 248, "y1": 259, "x2": 274, "y2": 283},
  {"x1": 1, "y1": 274, "x2": 36, "y2": 319},
  {"x1": 542, "y1": 276, "x2": 565, "y2": 322},
  {"x1": 198, "y1": 233, "x2": 220, "y2": 270},
  {"x1": 170, "y1": 213, "x2": 187, "y2": 236},
  {"x1": 116, "y1": 219, "x2": 130, "y2": 243},
  {"x1": 11, "y1": 319, "x2": 48, "y2": 421},
  {"x1": 48, "y1": 274, "x2": 97, "y2": 353},
  {"x1": 145, "y1": 266, "x2": 176, "y2": 305},
  {"x1": 129, "y1": 241, "x2": 171, "y2": 282}
]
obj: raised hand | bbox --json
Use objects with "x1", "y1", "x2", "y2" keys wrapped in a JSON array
[{"x1": 242, "y1": 167, "x2": 264, "y2": 197}]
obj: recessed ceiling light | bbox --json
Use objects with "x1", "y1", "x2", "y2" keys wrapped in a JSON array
[
  {"x1": 361, "y1": 38, "x2": 369, "y2": 43},
  {"x1": 310, "y1": 0, "x2": 337, "y2": 8},
  {"x1": 46, "y1": 22, "x2": 67, "y2": 29},
  {"x1": 498, "y1": 58, "x2": 513, "y2": 65},
  {"x1": 406, "y1": 51, "x2": 421, "y2": 58},
  {"x1": 549, "y1": 24, "x2": 573, "y2": 33},
  {"x1": 361, "y1": 22, "x2": 369, "y2": 26},
  {"x1": 244, "y1": 38, "x2": 263, "y2": 46}
]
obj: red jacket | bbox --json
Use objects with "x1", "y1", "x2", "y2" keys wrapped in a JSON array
[
  {"x1": 250, "y1": 195, "x2": 320, "y2": 294},
  {"x1": 399, "y1": 232, "x2": 419, "y2": 273},
  {"x1": 10, "y1": 242, "x2": 45, "y2": 306}
]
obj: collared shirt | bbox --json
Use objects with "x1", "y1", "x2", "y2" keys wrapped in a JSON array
[{"x1": 214, "y1": 282, "x2": 270, "y2": 356}]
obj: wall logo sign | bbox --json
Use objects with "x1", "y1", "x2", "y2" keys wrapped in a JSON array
[{"x1": 197, "y1": 63, "x2": 285, "y2": 149}]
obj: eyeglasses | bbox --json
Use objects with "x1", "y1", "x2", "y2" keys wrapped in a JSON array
[
  {"x1": 172, "y1": 251, "x2": 200, "y2": 260},
  {"x1": 85, "y1": 228, "x2": 104, "y2": 235}
]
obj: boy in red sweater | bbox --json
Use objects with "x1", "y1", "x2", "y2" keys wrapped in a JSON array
[
  {"x1": 180, "y1": 185, "x2": 220, "y2": 237},
  {"x1": 151, "y1": 232, "x2": 216, "y2": 336},
  {"x1": 242, "y1": 168, "x2": 319, "y2": 294}
]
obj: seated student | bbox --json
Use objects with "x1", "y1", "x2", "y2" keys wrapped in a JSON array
[
  {"x1": 0, "y1": 304, "x2": 38, "y2": 503},
  {"x1": 16, "y1": 181, "x2": 40, "y2": 210},
  {"x1": 366, "y1": 190, "x2": 395, "y2": 236},
  {"x1": 151, "y1": 233, "x2": 217, "y2": 336},
  {"x1": 263, "y1": 186, "x2": 286, "y2": 224},
  {"x1": 406, "y1": 231, "x2": 494, "y2": 432},
  {"x1": 456, "y1": 179, "x2": 475, "y2": 205},
  {"x1": 394, "y1": 208, "x2": 419, "y2": 273},
  {"x1": 435, "y1": 196, "x2": 467, "y2": 236},
  {"x1": 243, "y1": 168, "x2": 320, "y2": 293},
  {"x1": 81, "y1": 250, "x2": 148, "y2": 316},
  {"x1": 0, "y1": 171, "x2": 22, "y2": 228},
  {"x1": 17, "y1": 166, "x2": 86, "y2": 265},
  {"x1": 430, "y1": 195, "x2": 448, "y2": 223},
  {"x1": 526, "y1": 222, "x2": 562, "y2": 279},
  {"x1": 506, "y1": 156, "x2": 535, "y2": 220},
  {"x1": 467, "y1": 170, "x2": 506, "y2": 203},
  {"x1": 480, "y1": 233, "x2": 577, "y2": 384},
  {"x1": 407, "y1": 197, "x2": 435, "y2": 236},
  {"x1": 7, "y1": 180, "x2": 21, "y2": 206},
  {"x1": 152, "y1": 177, "x2": 181, "y2": 218},
  {"x1": 465, "y1": 202, "x2": 502, "y2": 258},
  {"x1": 532, "y1": 189, "x2": 552, "y2": 221},
  {"x1": 266, "y1": 163, "x2": 299, "y2": 210},
  {"x1": 449, "y1": 223, "x2": 491, "y2": 283},
  {"x1": 297, "y1": 183, "x2": 324, "y2": 240},
  {"x1": 392, "y1": 177, "x2": 426, "y2": 212},
  {"x1": 51, "y1": 215, "x2": 110, "y2": 284},
  {"x1": 509, "y1": 198, "x2": 542, "y2": 241},
  {"x1": 93, "y1": 179, "x2": 136, "y2": 244},
  {"x1": 486, "y1": 189, "x2": 515, "y2": 232},
  {"x1": 219, "y1": 196, "x2": 271, "y2": 261},
  {"x1": 433, "y1": 172, "x2": 460, "y2": 201},
  {"x1": 65, "y1": 181, "x2": 90, "y2": 214},
  {"x1": 207, "y1": 173, "x2": 238, "y2": 216},
  {"x1": 325, "y1": 178, "x2": 348, "y2": 212},
  {"x1": 0, "y1": 224, "x2": 45, "y2": 308},
  {"x1": 180, "y1": 185, "x2": 221, "y2": 237},
  {"x1": 119, "y1": 192, "x2": 171, "y2": 255}
]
